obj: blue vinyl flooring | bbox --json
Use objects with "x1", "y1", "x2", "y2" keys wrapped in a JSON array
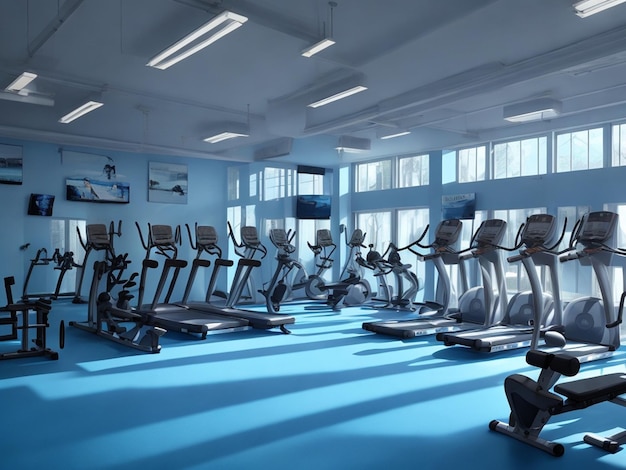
[{"x1": 1, "y1": 300, "x2": 626, "y2": 470}]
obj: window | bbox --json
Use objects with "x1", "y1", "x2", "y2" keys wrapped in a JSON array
[
  {"x1": 263, "y1": 167, "x2": 285, "y2": 201},
  {"x1": 457, "y1": 146, "x2": 486, "y2": 183},
  {"x1": 611, "y1": 123, "x2": 626, "y2": 167},
  {"x1": 493, "y1": 136, "x2": 547, "y2": 179},
  {"x1": 356, "y1": 159, "x2": 392, "y2": 192},
  {"x1": 397, "y1": 154, "x2": 429, "y2": 188},
  {"x1": 555, "y1": 127, "x2": 603, "y2": 173},
  {"x1": 43, "y1": 219, "x2": 86, "y2": 296},
  {"x1": 493, "y1": 208, "x2": 546, "y2": 294},
  {"x1": 397, "y1": 208, "x2": 429, "y2": 294},
  {"x1": 250, "y1": 172, "x2": 257, "y2": 198},
  {"x1": 227, "y1": 167, "x2": 239, "y2": 201},
  {"x1": 298, "y1": 172, "x2": 324, "y2": 195},
  {"x1": 555, "y1": 205, "x2": 589, "y2": 308}
]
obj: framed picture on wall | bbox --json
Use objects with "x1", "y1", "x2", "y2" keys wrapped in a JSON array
[
  {"x1": 0, "y1": 143, "x2": 23, "y2": 185},
  {"x1": 148, "y1": 161, "x2": 188, "y2": 204},
  {"x1": 66, "y1": 177, "x2": 130, "y2": 203}
]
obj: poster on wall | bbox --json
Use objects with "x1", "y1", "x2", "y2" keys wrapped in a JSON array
[
  {"x1": 442, "y1": 193, "x2": 476, "y2": 220},
  {"x1": 66, "y1": 177, "x2": 130, "y2": 203},
  {"x1": 148, "y1": 162, "x2": 188, "y2": 204},
  {"x1": 0, "y1": 143, "x2": 23, "y2": 185}
]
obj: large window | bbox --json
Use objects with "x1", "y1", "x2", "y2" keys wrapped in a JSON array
[
  {"x1": 457, "y1": 145, "x2": 486, "y2": 183},
  {"x1": 493, "y1": 208, "x2": 546, "y2": 294},
  {"x1": 397, "y1": 154, "x2": 429, "y2": 188},
  {"x1": 493, "y1": 136, "x2": 547, "y2": 179},
  {"x1": 356, "y1": 159, "x2": 392, "y2": 192},
  {"x1": 227, "y1": 167, "x2": 239, "y2": 201},
  {"x1": 555, "y1": 127, "x2": 603, "y2": 173},
  {"x1": 263, "y1": 167, "x2": 285, "y2": 201},
  {"x1": 611, "y1": 122, "x2": 626, "y2": 167},
  {"x1": 298, "y1": 172, "x2": 324, "y2": 195}
]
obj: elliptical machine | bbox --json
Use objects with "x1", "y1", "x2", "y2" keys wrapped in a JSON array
[
  {"x1": 262, "y1": 228, "x2": 339, "y2": 314},
  {"x1": 362, "y1": 226, "x2": 429, "y2": 311},
  {"x1": 73, "y1": 221, "x2": 122, "y2": 304},
  {"x1": 306, "y1": 228, "x2": 372, "y2": 310},
  {"x1": 305, "y1": 229, "x2": 336, "y2": 298},
  {"x1": 70, "y1": 247, "x2": 165, "y2": 353}
]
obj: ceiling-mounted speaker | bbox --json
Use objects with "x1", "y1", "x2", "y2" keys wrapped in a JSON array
[{"x1": 254, "y1": 137, "x2": 294, "y2": 160}]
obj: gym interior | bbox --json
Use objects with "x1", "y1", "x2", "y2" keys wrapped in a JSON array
[{"x1": 2, "y1": 1, "x2": 626, "y2": 469}]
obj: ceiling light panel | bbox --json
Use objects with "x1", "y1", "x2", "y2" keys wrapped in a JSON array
[
  {"x1": 59, "y1": 100, "x2": 104, "y2": 124},
  {"x1": 5, "y1": 72, "x2": 37, "y2": 93},
  {"x1": 147, "y1": 11, "x2": 248, "y2": 70},
  {"x1": 308, "y1": 85, "x2": 368, "y2": 108},
  {"x1": 573, "y1": 0, "x2": 626, "y2": 17}
]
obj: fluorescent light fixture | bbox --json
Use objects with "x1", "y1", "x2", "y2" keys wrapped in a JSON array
[
  {"x1": 335, "y1": 135, "x2": 371, "y2": 153},
  {"x1": 147, "y1": 11, "x2": 248, "y2": 70},
  {"x1": 59, "y1": 100, "x2": 104, "y2": 124},
  {"x1": 203, "y1": 131, "x2": 248, "y2": 144},
  {"x1": 5, "y1": 72, "x2": 37, "y2": 94},
  {"x1": 308, "y1": 85, "x2": 367, "y2": 108},
  {"x1": 503, "y1": 98, "x2": 561, "y2": 123},
  {"x1": 302, "y1": 38, "x2": 336, "y2": 58},
  {"x1": 380, "y1": 130, "x2": 411, "y2": 140},
  {"x1": 573, "y1": 0, "x2": 626, "y2": 17}
]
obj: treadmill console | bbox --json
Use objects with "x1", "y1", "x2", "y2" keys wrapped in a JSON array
[
  {"x1": 521, "y1": 214, "x2": 557, "y2": 246},
  {"x1": 434, "y1": 219, "x2": 462, "y2": 248},
  {"x1": 579, "y1": 211, "x2": 618, "y2": 245},
  {"x1": 475, "y1": 219, "x2": 507, "y2": 246}
]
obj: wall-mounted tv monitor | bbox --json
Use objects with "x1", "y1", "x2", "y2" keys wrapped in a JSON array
[
  {"x1": 442, "y1": 193, "x2": 476, "y2": 220},
  {"x1": 297, "y1": 195, "x2": 331, "y2": 219},
  {"x1": 28, "y1": 193, "x2": 55, "y2": 216}
]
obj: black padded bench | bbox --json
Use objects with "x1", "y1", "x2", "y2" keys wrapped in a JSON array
[{"x1": 555, "y1": 373, "x2": 626, "y2": 405}]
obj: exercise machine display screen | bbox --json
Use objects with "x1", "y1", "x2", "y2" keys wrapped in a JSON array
[
  {"x1": 475, "y1": 219, "x2": 506, "y2": 246},
  {"x1": 434, "y1": 219, "x2": 462, "y2": 246},
  {"x1": 580, "y1": 211, "x2": 618, "y2": 243},
  {"x1": 522, "y1": 214, "x2": 556, "y2": 244}
]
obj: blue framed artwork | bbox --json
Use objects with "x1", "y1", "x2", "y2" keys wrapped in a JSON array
[
  {"x1": 148, "y1": 161, "x2": 188, "y2": 204},
  {"x1": 0, "y1": 143, "x2": 23, "y2": 185}
]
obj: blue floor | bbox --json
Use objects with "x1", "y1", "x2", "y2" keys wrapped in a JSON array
[{"x1": 2, "y1": 300, "x2": 626, "y2": 470}]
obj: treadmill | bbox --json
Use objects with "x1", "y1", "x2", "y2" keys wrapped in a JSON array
[
  {"x1": 362, "y1": 218, "x2": 508, "y2": 339},
  {"x1": 435, "y1": 213, "x2": 566, "y2": 353},
  {"x1": 179, "y1": 224, "x2": 295, "y2": 334},
  {"x1": 135, "y1": 223, "x2": 250, "y2": 339},
  {"x1": 540, "y1": 210, "x2": 624, "y2": 363},
  {"x1": 362, "y1": 219, "x2": 465, "y2": 335}
]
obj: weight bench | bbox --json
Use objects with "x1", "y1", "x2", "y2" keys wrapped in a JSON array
[{"x1": 490, "y1": 349, "x2": 626, "y2": 456}]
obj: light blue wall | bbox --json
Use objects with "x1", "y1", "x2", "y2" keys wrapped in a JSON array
[
  {"x1": 0, "y1": 137, "x2": 230, "y2": 304},
  {"x1": 5, "y1": 132, "x2": 626, "y2": 306}
]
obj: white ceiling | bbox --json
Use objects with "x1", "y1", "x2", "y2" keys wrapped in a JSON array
[{"x1": 2, "y1": 0, "x2": 626, "y2": 167}]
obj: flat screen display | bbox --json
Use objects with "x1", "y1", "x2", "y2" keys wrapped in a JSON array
[
  {"x1": 28, "y1": 193, "x2": 55, "y2": 216},
  {"x1": 297, "y1": 195, "x2": 331, "y2": 219}
]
